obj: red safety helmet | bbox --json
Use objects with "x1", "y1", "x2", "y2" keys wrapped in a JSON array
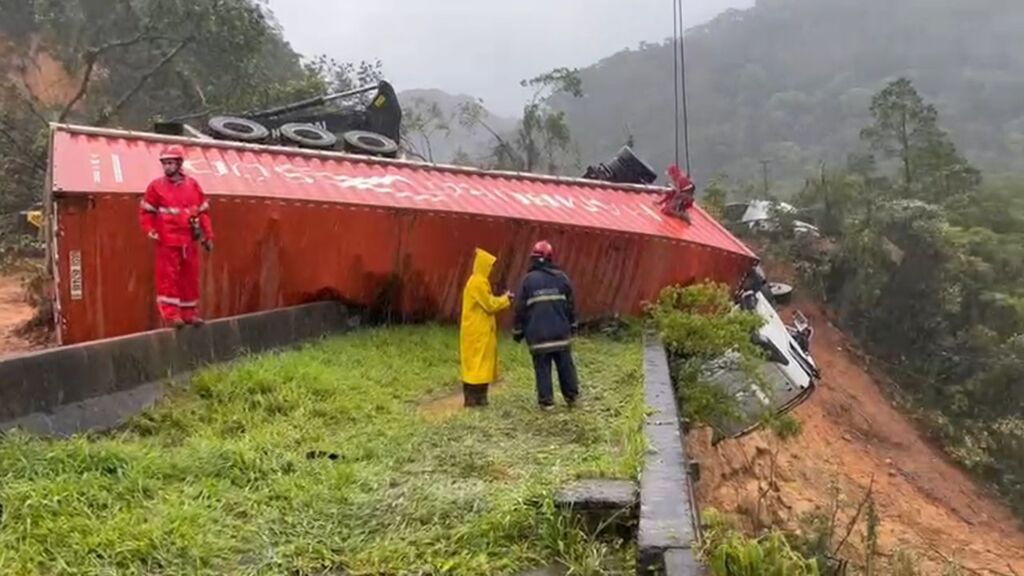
[
  {"x1": 159, "y1": 145, "x2": 185, "y2": 162},
  {"x1": 531, "y1": 240, "x2": 554, "y2": 259}
]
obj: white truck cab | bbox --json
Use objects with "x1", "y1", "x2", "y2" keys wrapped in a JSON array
[{"x1": 701, "y1": 290, "x2": 821, "y2": 443}]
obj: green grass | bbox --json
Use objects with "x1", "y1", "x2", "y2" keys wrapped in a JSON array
[{"x1": 0, "y1": 325, "x2": 645, "y2": 575}]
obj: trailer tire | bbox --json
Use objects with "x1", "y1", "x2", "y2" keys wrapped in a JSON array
[
  {"x1": 342, "y1": 130, "x2": 398, "y2": 157},
  {"x1": 208, "y1": 116, "x2": 269, "y2": 142},
  {"x1": 280, "y1": 123, "x2": 338, "y2": 149},
  {"x1": 768, "y1": 282, "x2": 794, "y2": 304}
]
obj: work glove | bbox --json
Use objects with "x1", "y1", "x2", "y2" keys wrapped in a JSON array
[
  {"x1": 147, "y1": 230, "x2": 159, "y2": 241},
  {"x1": 202, "y1": 240, "x2": 213, "y2": 252}
]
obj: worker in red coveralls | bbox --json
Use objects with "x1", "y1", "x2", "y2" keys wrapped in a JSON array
[
  {"x1": 657, "y1": 165, "x2": 696, "y2": 223},
  {"x1": 139, "y1": 145, "x2": 213, "y2": 328}
]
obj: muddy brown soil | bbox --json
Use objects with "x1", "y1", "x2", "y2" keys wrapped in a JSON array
[
  {"x1": 418, "y1": 381, "x2": 507, "y2": 423},
  {"x1": 0, "y1": 274, "x2": 39, "y2": 359},
  {"x1": 1, "y1": 34, "x2": 82, "y2": 106},
  {"x1": 687, "y1": 296, "x2": 1024, "y2": 574}
]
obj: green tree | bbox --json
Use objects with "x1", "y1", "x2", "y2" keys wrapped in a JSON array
[
  {"x1": 701, "y1": 175, "x2": 729, "y2": 220},
  {"x1": 0, "y1": 0, "x2": 370, "y2": 214},
  {"x1": 649, "y1": 283, "x2": 765, "y2": 436},
  {"x1": 460, "y1": 67, "x2": 583, "y2": 175},
  {"x1": 401, "y1": 98, "x2": 453, "y2": 162},
  {"x1": 794, "y1": 165, "x2": 866, "y2": 237},
  {"x1": 304, "y1": 56, "x2": 383, "y2": 94},
  {"x1": 860, "y1": 78, "x2": 981, "y2": 202},
  {"x1": 548, "y1": 0, "x2": 1024, "y2": 186},
  {"x1": 450, "y1": 147, "x2": 477, "y2": 168},
  {"x1": 786, "y1": 79, "x2": 1024, "y2": 521}
]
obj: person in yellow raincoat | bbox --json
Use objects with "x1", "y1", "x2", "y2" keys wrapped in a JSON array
[{"x1": 460, "y1": 248, "x2": 513, "y2": 407}]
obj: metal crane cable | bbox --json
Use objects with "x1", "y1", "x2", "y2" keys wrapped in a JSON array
[{"x1": 671, "y1": 0, "x2": 693, "y2": 177}]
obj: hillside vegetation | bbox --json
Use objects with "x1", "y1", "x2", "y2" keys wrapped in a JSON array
[
  {"x1": 648, "y1": 129, "x2": 1024, "y2": 571},
  {"x1": 399, "y1": 89, "x2": 517, "y2": 164},
  {"x1": 760, "y1": 76, "x2": 1024, "y2": 523},
  {"x1": 553, "y1": 0, "x2": 1024, "y2": 186},
  {"x1": 0, "y1": 0, "x2": 374, "y2": 214}
]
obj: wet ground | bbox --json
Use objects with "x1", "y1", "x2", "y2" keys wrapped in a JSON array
[
  {"x1": 0, "y1": 274, "x2": 37, "y2": 359},
  {"x1": 689, "y1": 296, "x2": 1024, "y2": 574}
]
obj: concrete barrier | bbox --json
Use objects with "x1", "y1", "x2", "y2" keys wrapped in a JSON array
[
  {"x1": 637, "y1": 336, "x2": 704, "y2": 575},
  {"x1": 0, "y1": 302, "x2": 349, "y2": 435}
]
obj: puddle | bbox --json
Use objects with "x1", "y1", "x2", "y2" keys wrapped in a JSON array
[{"x1": 418, "y1": 381, "x2": 506, "y2": 423}]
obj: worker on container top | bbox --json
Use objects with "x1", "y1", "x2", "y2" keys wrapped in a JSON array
[
  {"x1": 139, "y1": 145, "x2": 214, "y2": 328},
  {"x1": 460, "y1": 248, "x2": 513, "y2": 407},
  {"x1": 513, "y1": 241, "x2": 580, "y2": 410}
]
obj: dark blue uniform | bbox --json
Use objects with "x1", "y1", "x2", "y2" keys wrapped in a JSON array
[{"x1": 513, "y1": 259, "x2": 580, "y2": 407}]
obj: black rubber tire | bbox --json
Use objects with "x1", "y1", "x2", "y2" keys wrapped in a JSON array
[
  {"x1": 207, "y1": 116, "x2": 270, "y2": 142},
  {"x1": 768, "y1": 282, "x2": 794, "y2": 304},
  {"x1": 342, "y1": 130, "x2": 399, "y2": 156},
  {"x1": 280, "y1": 123, "x2": 338, "y2": 149}
]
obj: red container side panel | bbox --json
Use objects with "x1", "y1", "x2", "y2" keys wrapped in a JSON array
[
  {"x1": 54, "y1": 196, "x2": 753, "y2": 344},
  {"x1": 49, "y1": 126, "x2": 757, "y2": 344},
  {"x1": 50, "y1": 127, "x2": 755, "y2": 258}
]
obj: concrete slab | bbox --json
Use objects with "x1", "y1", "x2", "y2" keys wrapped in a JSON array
[
  {"x1": 3, "y1": 381, "x2": 169, "y2": 437},
  {"x1": 637, "y1": 335, "x2": 702, "y2": 575},
  {"x1": 554, "y1": 478, "x2": 639, "y2": 538},
  {"x1": 0, "y1": 301, "x2": 349, "y2": 434},
  {"x1": 554, "y1": 479, "x2": 638, "y2": 512},
  {"x1": 663, "y1": 548, "x2": 704, "y2": 576},
  {"x1": 643, "y1": 338, "x2": 679, "y2": 425},
  {"x1": 639, "y1": 423, "x2": 697, "y2": 550}
]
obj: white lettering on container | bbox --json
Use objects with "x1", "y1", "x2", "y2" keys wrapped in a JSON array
[{"x1": 70, "y1": 250, "x2": 83, "y2": 301}]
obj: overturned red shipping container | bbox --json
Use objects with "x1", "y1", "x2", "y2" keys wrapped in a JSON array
[{"x1": 46, "y1": 124, "x2": 757, "y2": 345}]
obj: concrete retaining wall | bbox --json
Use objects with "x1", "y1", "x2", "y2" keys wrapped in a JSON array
[
  {"x1": 0, "y1": 302, "x2": 349, "y2": 435},
  {"x1": 638, "y1": 336, "x2": 704, "y2": 575}
]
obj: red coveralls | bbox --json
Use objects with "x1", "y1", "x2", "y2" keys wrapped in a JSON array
[
  {"x1": 139, "y1": 174, "x2": 214, "y2": 323},
  {"x1": 659, "y1": 165, "x2": 696, "y2": 222}
]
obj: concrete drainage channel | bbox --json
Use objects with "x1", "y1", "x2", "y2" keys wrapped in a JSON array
[
  {"x1": 551, "y1": 336, "x2": 704, "y2": 575},
  {"x1": 0, "y1": 311, "x2": 701, "y2": 574},
  {"x1": 0, "y1": 301, "x2": 353, "y2": 436},
  {"x1": 638, "y1": 337, "x2": 704, "y2": 574}
]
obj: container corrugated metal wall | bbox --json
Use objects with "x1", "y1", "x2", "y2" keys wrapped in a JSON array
[{"x1": 49, "y1": 125, "x2": 757, "y2": 344}]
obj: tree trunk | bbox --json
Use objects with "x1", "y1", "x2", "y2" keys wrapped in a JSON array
[{"x1": 900, "y1": 110, "x2": 912, "y2": 190}]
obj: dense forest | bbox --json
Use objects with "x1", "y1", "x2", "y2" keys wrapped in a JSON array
[
  {"x1": 655, "y1": 75, "x2": 1024, "y2": 571},
  {"x1": 552, "y1": 0, "x2": 1024, "y2": 188},
  {"x1": 0, "y1": 0, "x2": 375, "y2": 217},
  {"x1": 773, "y1": 76, "x2": 1024, "y2": 521}
]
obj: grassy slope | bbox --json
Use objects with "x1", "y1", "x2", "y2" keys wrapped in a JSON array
[{"x1": 0, "y1": 326, "x2": 644, "y2": 575}]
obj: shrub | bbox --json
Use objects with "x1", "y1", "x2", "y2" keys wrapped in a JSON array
[
  {"x1": 701, "y1": 508, "x2": 820, "y2": 576},
  {"x1": 648, "y1": 283, "x2": 766, "y2": 431}
]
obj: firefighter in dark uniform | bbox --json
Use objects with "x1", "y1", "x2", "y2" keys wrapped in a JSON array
[{"x1": 513, "y1": 241, "x2": 580, "y2": 410}]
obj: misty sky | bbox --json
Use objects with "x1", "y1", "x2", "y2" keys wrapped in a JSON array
[{"x1": 266, "y1": 0, "x2": 754, "y2": 115}]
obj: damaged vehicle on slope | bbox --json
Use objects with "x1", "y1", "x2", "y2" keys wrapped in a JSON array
[{"x1": 703, "y1": 267, "x2": 821, "y2": 444}]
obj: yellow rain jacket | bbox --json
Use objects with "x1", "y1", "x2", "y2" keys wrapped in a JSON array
[{"x1": 460, "y1": 248, "x2": 512, "y2": 385}]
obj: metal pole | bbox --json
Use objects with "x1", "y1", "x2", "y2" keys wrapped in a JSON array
[
  {"x1": 247, "y1": 83, "x2": 379, "y2": 119},
  {"x1": 760, "y1": 160, "x2": 771, "y2": 196}
]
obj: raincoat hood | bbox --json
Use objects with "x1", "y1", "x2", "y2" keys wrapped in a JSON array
[
  {"x1": 460, "y1": 248, "x2": 511, "y2": 385},
  {"x1": 472, "y1": 248, "x2": 497, "y2": 279}
]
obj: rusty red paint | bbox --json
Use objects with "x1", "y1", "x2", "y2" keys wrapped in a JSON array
[{"x1": 49, "y1": 125, "x2": 758, "y2": 344}]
